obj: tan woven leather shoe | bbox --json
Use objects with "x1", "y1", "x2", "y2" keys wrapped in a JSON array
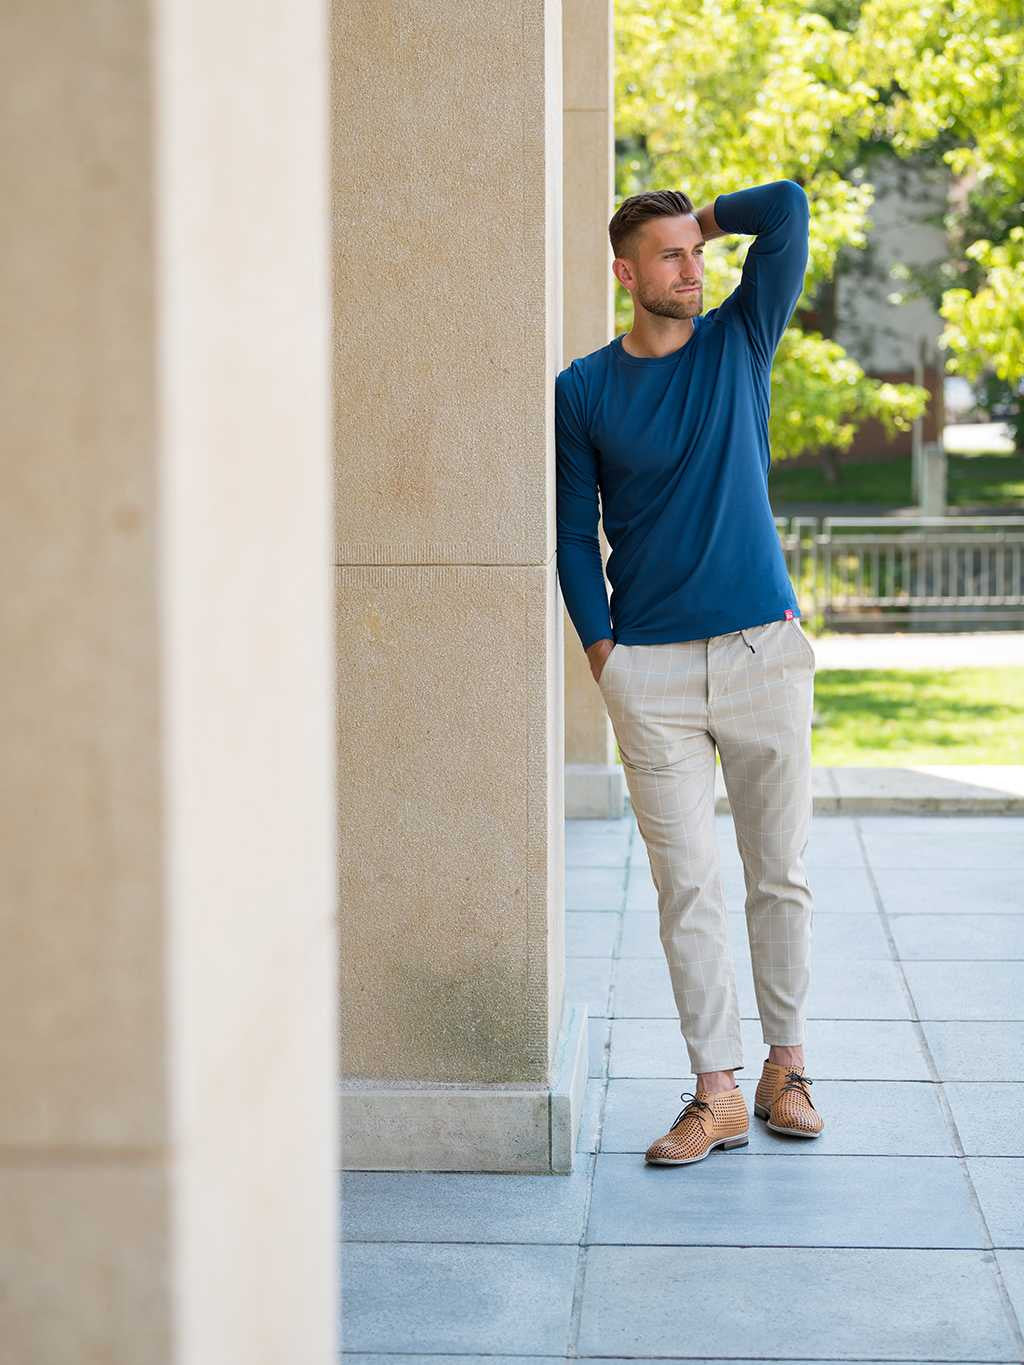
[
  {"x1": 644, "y1": 1084, "x2": 750, "y2": 1165},
  {"x1": 754, "y1": 1061, "x2": 824, "y2": 1137}
]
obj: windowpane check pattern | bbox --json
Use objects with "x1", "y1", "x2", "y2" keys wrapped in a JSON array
[{"x1": 597, "y1": 618, "x2": 817, "y2": 1073}]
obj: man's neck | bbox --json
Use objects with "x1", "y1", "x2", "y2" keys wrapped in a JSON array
[{"x1": 621, "y1": 317, "x2": 695, "y2": 359}]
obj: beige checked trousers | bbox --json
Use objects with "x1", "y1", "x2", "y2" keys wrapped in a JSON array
[{"x1": 597, "y1": 617, "x2": 816, "y2": 1075}]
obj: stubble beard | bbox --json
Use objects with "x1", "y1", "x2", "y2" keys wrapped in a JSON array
[{"x1": 637, "y1": 283, "x2": 703, "y2": 321}]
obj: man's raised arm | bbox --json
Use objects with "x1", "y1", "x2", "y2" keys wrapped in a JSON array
[{"x1": 693, "y1": 179, "x2": 810, "y2": 370}]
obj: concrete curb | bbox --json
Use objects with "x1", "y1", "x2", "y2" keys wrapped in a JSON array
[
  {"x1": 816, "y1": 766, "x2": 1024, "y2": 813},
  {"x1": 630, "y1": 766, "x2": 1024, "y2": 816}
]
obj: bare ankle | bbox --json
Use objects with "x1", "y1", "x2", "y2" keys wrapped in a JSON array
[
  {"x1": 696, "y1": 1069, "x2": 737, "y2": 1094},
  {"x1": 767, "y1": 1045, "x2": 805, "y2": 1069}
]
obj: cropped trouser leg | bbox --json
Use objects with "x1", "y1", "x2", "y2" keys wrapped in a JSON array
[
  {"x1": 597, "y1": 640, "x2": 743, "y2": 1075},
  {"x1": 710, "y1": 619, "x2": 817, "y2": 1047},
  {"x1": 597, "y1": 617, "x2": 817, "y2": 1073}
]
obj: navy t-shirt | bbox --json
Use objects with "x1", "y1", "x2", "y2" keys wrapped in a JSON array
[{"x1": 555, "y1": 178, "x2": 810, "y2": 649}]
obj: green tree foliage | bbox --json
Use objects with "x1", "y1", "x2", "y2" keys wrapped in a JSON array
[
  {"x1": 848, "y1": 0, "x2": 1024, "y2": 436},
  {"x1": 613, "y1": 0, "x2": 1019, "y2": 460},
  {"x1": 939, "y1": 229, "x2": 1024, "y2": 386}
]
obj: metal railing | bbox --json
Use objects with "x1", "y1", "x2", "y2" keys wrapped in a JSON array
[{"x1": 775, "y1": 516, "x2": 1024, "y2": 628}]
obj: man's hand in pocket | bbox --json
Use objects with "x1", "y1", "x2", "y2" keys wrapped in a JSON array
[{"x1": 587, "y1": 638, "x2": 615, "y2": 684}]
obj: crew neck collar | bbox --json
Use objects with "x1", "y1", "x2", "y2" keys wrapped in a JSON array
[{"x1": 613, "y1": 317, "x2": 702, "y2": 366}]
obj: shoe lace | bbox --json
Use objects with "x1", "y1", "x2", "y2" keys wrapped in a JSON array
[
  {"x1": 778, "y1": 1068, "x2": 815, "y2": 1105},
  {"x1": 669, "y1": 1090, "x2": 713, "y2": 1132}
]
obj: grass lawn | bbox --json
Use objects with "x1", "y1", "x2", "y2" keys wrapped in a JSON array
[
  {"x1": 811, "y1": 667, "x2": 1024, "y2": 765},
  {"x1": 770, "y1": 452, "x2": 1024, "y2": 508}
]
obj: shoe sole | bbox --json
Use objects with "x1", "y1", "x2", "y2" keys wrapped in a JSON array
[
  {"x1": 645, "y1": 1131, "x2": 750, "y2": 1165},
  {"x1": 754, "y1": 1102, "x2": 823, "y2": 1137}
]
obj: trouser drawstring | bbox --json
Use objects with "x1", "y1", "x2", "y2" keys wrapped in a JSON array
[{"x1": 739, "y1": 628, "x2": 756, "y2": 653}]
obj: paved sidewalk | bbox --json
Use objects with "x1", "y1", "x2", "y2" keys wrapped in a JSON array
[
  {"x1": 719, "y1": 764, "x2": 1024, "y2": 813},
  {"x1": 812, "y1": 631, "x2": 1024, "y2": 671},
  {"x1": 340, "y1": 811, "x2": 1024, "y2": 1361}
]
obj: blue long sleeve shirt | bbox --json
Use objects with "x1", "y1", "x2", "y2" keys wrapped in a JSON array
[{"x1": 555, "y1": 178, "x2": 810, "y2": 649}]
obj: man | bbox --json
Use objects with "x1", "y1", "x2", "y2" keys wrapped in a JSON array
[{"x1": 555, "y1": 179, "x2": 824, "y2": 1166}]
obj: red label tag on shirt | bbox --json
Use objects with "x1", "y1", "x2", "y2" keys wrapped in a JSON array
[{"x1": 784, "y1": 609, "x2": 794, "y2": 619}]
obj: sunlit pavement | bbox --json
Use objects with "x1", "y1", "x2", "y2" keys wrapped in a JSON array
[
  {"x1": 810, "y1": 630, "x2": 1024, "y2": 670},
  {"x1": 339, "y1": 810, "x2": 1024, "y2": 1362}
]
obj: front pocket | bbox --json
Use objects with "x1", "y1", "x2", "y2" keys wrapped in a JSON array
[
  {"x1": 792, "y1": 619, "x2": 816, "y2": 670},
  {"x1": 596, "y1": 644, "x2": 619, "y2": 686}
]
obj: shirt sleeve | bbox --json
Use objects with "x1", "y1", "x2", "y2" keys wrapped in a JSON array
[
  {"x1": 712, "y1": 179, "x2": 810, "y2": 370},
  {"x1": 555, "y1": 365, "x2": 613, "y2": 650}
]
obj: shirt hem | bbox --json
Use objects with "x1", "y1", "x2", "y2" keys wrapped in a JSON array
[{"x1": 612, "y1": 606, "x2": 801, "y2": 645}]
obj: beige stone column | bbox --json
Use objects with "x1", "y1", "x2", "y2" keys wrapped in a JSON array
[
  {"x1": 562, "y1": 0, "x2": 624, "y2": 819},
  {"x1": 0, "y1": 4, "x2": 339, "y2": 1361},
  {"x1": 333, "y1": 1, "x2": 588, "y2": 1173}
]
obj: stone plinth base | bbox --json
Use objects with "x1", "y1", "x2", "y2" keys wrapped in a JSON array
[
  {"x1": 566, "y1": 762, "x2": 627, "y2": 819},
  {"x1": 339, "y1": 1004, "x2": 589, "y2": 1174}
]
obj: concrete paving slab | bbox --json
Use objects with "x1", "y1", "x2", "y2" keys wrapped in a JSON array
[
  {"x1": 601, "y1": 1078, "x2": 956, "y2": 1156},
  {"x1": 566, "y1": 820, "x2": 631, "y2": 868},
  {"x1": 945, "y1": 1083, "x2": 1024, "y2": 1156},
  {"x1": 807, "y1": 865, "x2": 885, "y2": 913},
  {"x1": 339, "y1": 1243, "x2": 578, "y2": 1355},
  {"x1": 860, "y1": 815, "x2": 1024, "y2": 834},
  {"x1": 341, "y1": 1356, "x2": 1007, "y2": 1364},
  {"x1": 566, "y1": 910, "x2": 621, "y2": 958},
  {"x1": 720, "y1": 764, "x2": 1024, "y2": 814},
  {"x1": 874, "y1": 867, "x2": 1024, "y2": 915},
  {"x1": 608, "y1": 1017, "x2": 933, "y2": 1080},
  {"x1": 859, "y1": 820, "x2": 1024, "y2": 870},
  {"x1": 342, "y1": 1358, "x2": 568, "y2": 1365},
  {"x1": 965, "y1": 1159, "x2": 1024, "y2": 1248},
  {"x1": 904, "y1": 962, "x2": 1024, "y2": 1020},
  {"x1": 576, "y1": 1077, "x2": 604, "y2": 1156},
  {"x1": 611, "y1": 957, "x2": 911, "y2": 1021},
  {"x1": 996, "y1": 1249, "x2": 1024, "y2": 1341},
  {"x1": 339, "y1": 807, "x2": 1024, "y2": 1363},
  {"x1": 341, "y1": 1358, "x2": 969, "y2": 1365},
  {"x1": 616, "y1": 911, "x2": 663, "y2": 955},
  {"x1": 891, "y1": 914, "x2": 1024, "y2": 959},
  {"x1": 586, "y1": 1152, "x2": 988, "y2": 1248},
  {"x1": 565, "y1": 865, "x2": 628, "y2": 911},
  {"x1": 811, "y1": 763, "x2": 841, "y2": 809},
  {"x1": 587, "y1": 1017, "x2": 610, "y2": 1079},
  {"x1": 616, "y1": 768, "x2": 1024, "y2": 817},
  {"x1": 921, "y1": 1022, "x2": 1024, "y2": 1081},
  {"x1": 339, "y1": 1167, "x2": 591, "y2": 1244},
  {"x1": 832, "y1": 767, "x2": 1024, "y2": 814},
  {"x1": 566, "y1": 956, "x2": 614, "y2": 1018},
  {"x1": 576, "y1": 1246, "x2": 1019, "y2": 1360}
]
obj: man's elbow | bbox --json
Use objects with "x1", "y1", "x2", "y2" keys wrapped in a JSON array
[{"x1": 781, "y1": 179, "x2": 809, "y2": 217}]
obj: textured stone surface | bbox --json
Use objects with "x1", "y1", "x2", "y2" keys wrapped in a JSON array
[
  {"x1": 2, "y1": 2, "x2": 338, "y2": 1359},
  {"x1": 338, "y1": 563, "x2": 565, "y2": 1083}
]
